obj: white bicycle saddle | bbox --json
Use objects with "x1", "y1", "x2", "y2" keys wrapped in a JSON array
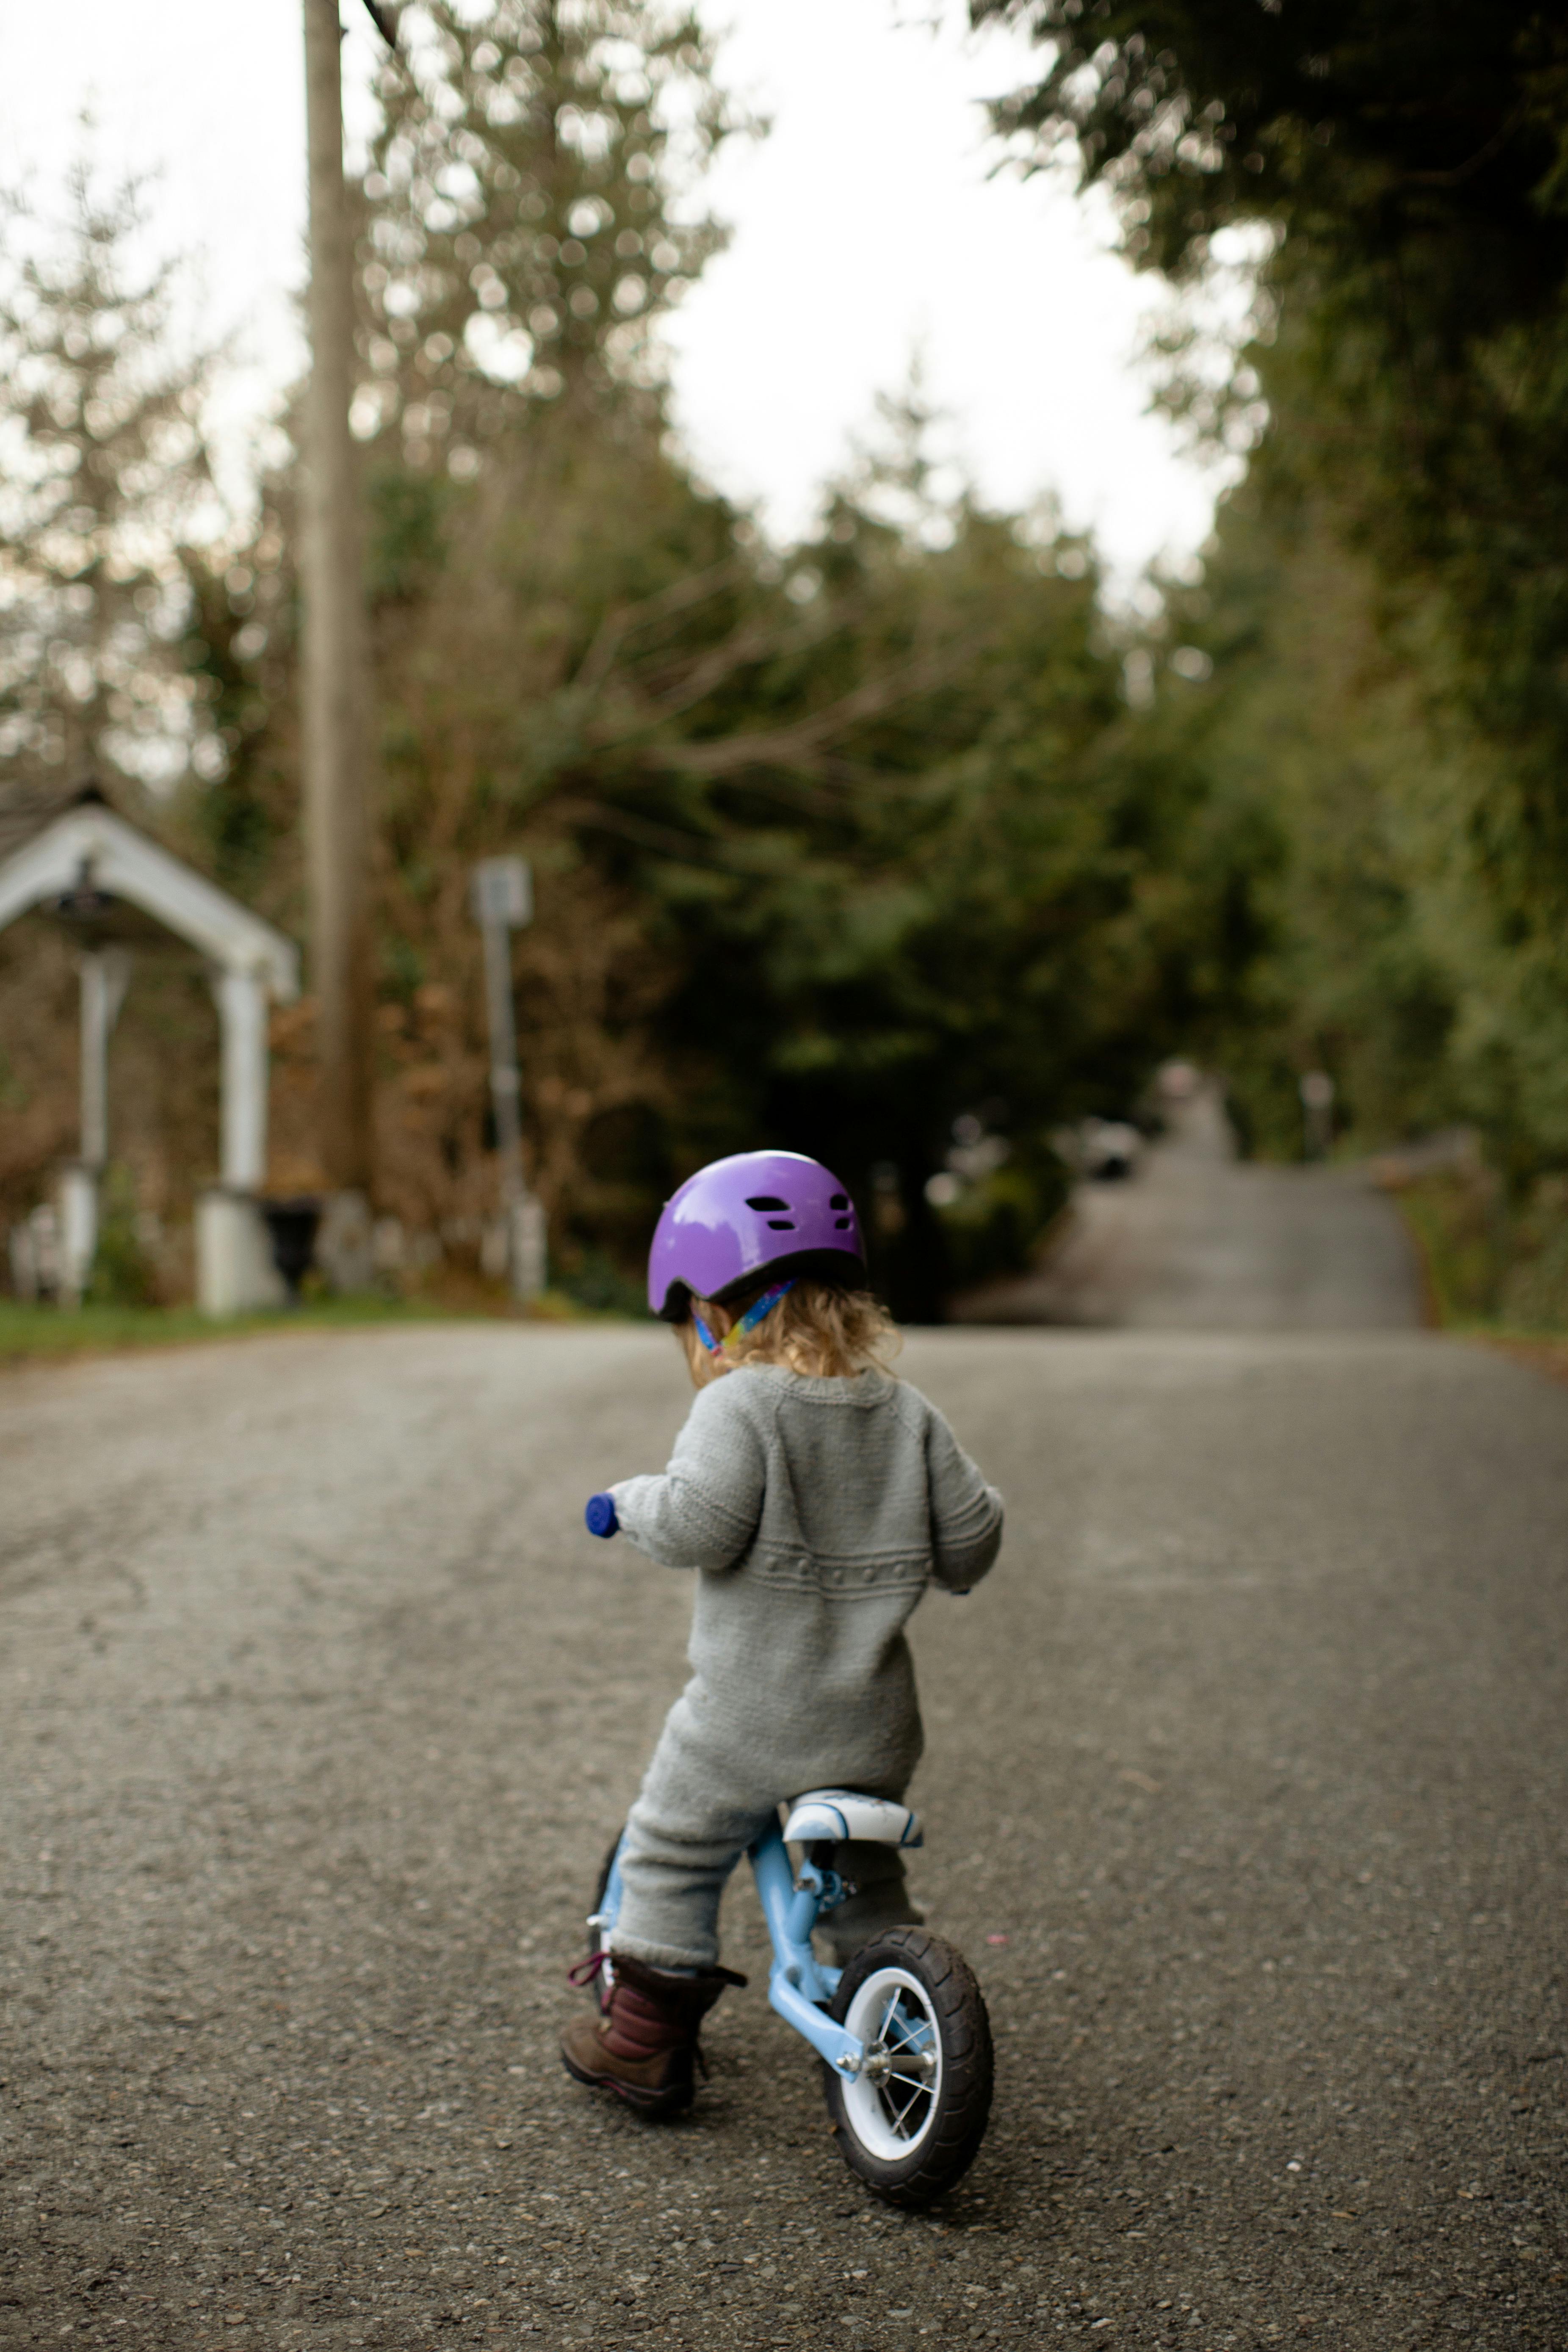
[{"x1": 782, "y1": 1789, "x2": 924, "y2": 1849}]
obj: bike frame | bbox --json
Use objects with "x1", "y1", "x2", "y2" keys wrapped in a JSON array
[{"x1": 594, "y1": 1821, "x2": 868, "y2": 2079}]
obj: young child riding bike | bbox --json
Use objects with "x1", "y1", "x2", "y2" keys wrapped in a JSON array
[{"x1": 560, "y1": 1149, "x2": 1004, "y2": 2118}]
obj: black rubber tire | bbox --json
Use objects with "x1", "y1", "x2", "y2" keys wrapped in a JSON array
[
  {"x1": 822, "y1": 1927, "x2": 993, "y2": 2208},
  {"x1": 585, "y1": 1832, "x2": 625, "y2": 2012}
]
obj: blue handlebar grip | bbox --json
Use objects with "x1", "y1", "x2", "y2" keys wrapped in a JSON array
[{"x1": 585, "y1": 1492, "x2": 619, "y2": 1539}]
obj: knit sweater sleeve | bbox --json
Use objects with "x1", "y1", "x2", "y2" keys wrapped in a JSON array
[
  {"x1": 608, "y1": 1376, "x2": 765, "y2": 1572},
  {"x1": 924, "y1": 1402, "x2": 1004, "y2": 1592}
]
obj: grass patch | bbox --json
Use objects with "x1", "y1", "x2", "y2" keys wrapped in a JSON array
[
  {"x1": 0, "y1": 1292, "x2": 503, "y2": 1368},
  {"x1": 1392, "y1": 1170, "x2": 1501, "y2": 1325},
  {"x1": 1477, "y1": 1332, "x2": 1568, "y2": 1387},
  {"x1": 1388, "y1": 1168, "x2": 1568, "y2": 1382}
]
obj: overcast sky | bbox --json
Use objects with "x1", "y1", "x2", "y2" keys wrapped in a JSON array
[{"x1": 0, "y1": 1, "x2": 1233, "y2": 591}]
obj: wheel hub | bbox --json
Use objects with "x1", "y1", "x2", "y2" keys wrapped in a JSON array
[{"x1": 863, "y1": 2040, "x2": 935, "y2": 2084}]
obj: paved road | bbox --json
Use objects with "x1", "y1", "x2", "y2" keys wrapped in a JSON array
[
  {"x1": 951, "y1": 1091, "x2": 1423, "y2": 1329},
  {"x1": 3, "y1": 1311, "x2": 1565, "y2": 2351}
]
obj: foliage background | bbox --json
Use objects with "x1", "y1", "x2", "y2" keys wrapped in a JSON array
[
  {"x1": 0, "y1": 1, "x2": 1273, "y2": 1317},
  {"x1": 4, "y1": 0, "x2": 1567, "y2": 1325},
  {"x1": 973, "y1": 0, "x2": 1568, "y2": 1324}
]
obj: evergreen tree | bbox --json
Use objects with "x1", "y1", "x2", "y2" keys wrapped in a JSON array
[
  {"x1": 976, "y1": 0, "x2": 1568, "y2": 1308},
  {"x1": 0, "y1": 45, "x2": 1276, "y2": 1306},
  {"x1": 976, "y1": 0, "x2": 1568, "y2": 919},
  {"x1": 355, "y1": 0, "x2": 735, "y2": 459},
  {"x1": 0, "y1": 156, "x2": 218, "y2": 805}
]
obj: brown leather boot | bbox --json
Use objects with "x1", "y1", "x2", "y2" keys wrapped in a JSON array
[{"x1": 559, "y1": 1953, "x2": 746, "y2": 2118}]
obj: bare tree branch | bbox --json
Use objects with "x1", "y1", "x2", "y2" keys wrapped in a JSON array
[
  {"x1": 572, "y1": 557, "x2": 749, "y2": 698},
  {"x1": 630, "y1": 637, "x2": 985, "y2": 779},
  {"x1": 602, "y1": 604, "x2": 850, "y2": 731},
  {"x1": 552, "y1": 796, "x2": 747, "y2": 870}
]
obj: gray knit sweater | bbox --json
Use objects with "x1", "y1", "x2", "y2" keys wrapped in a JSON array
[{"x1": 609, "y1": 1365, "x2": 1004, "y2": 1791}]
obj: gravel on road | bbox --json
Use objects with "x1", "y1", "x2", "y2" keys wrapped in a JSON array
[{"x1": 2, "y1": 1321, "x2": 1565, "y2": 2352}]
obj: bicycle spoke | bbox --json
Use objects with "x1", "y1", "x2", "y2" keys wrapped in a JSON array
[{"x1": 886, "y1": 2077, "x2": 930, "y2": 2136}]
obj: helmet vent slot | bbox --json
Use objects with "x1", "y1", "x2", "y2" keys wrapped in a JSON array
[
  {"x1": 834, "y1": 1217, "x2": 852, "y2": 1229},
  {"x1": 766, "y1": 1218, "x2": 796, "y2": 1230},
  {"x1": 830, "y1": 1193, "x2": 849, "y2": 1209},
  {"x1": 746, "y1": 1195, "x2": 789, "y2": 1211}
]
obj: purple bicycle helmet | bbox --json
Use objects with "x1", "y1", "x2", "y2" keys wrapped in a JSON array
[{"x1": 647, "y1": 1150, "x2": 867, "y2": 1321}]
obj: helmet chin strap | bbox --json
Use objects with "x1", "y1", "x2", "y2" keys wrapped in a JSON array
[{"x1": 693, "y1": 1279, "x2": 796, "y2": 1357}]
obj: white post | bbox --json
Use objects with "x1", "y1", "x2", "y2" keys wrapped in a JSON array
[
  {"x1": 197, "y1": 964, "x2": 283, "y2": 1317},
  {"x1": 57, "y1": 1167, "x2": 99, "y2": 1308},
  {"x1": 1300, "y1": 1069, "x2": 1335, "y2": 1162},
  {"x1": 479, "y1": 909, "x2": 526, "y2": 1208},
  {"x1": 63, "y1": 948, "x2": 132, "y2": 1307},
  {"x1": 470, "y1": 858, "x2": 545, "y2": 1301},
  {"x1": 80, "y1": 954, "x2": 110, "y2": 1170},
  {"x1": 215, "y1": 965, "x2": 270, "y2": 1191},
  {"x1": 196, "y1": 1190, "x2": 286, "y2": 1316}
]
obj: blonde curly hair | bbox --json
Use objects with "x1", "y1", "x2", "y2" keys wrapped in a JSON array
[{"x1": 678, "y1": 1278, "x2": 901, "y2": 1387}]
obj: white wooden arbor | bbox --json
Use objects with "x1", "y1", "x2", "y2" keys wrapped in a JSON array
[{"x1": 0, "y1": 795, "x2": 299, "y2": 1309}]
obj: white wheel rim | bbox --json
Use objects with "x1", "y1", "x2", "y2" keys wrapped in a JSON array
[{"x1": 839, "y1": 1967, "x2": 943, "y2": 2161}]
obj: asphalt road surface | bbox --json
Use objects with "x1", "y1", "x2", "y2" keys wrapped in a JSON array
[
  {"x1": 3, "y1": 1295, "x2": 1566, "y2": 2345},
  {"x1": 951, "y1": 1090, "x2": 1423, "y2": 1330}
]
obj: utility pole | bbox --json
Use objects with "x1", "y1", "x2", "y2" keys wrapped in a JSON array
[{"x1": 300, "y1": 0, "x2": 378, "y2": 1205}]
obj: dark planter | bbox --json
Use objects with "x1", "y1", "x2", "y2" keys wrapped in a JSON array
[{"x1": 260, "y1": 1196, "x2": 322, "y2": 1304}]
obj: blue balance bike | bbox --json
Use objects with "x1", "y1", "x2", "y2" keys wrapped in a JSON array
[{"x1": 581, "y1": 1496, "x2": 994, "y2": 2207}]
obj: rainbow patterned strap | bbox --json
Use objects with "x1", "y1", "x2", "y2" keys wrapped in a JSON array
[{"x1": 694, "y1": 1279, "x2": 796, "y2": 1356}]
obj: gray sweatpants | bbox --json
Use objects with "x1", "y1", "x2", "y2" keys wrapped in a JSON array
[{"x1": 608, "y1": 1690, "x2": 922, "y2": 1972}]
